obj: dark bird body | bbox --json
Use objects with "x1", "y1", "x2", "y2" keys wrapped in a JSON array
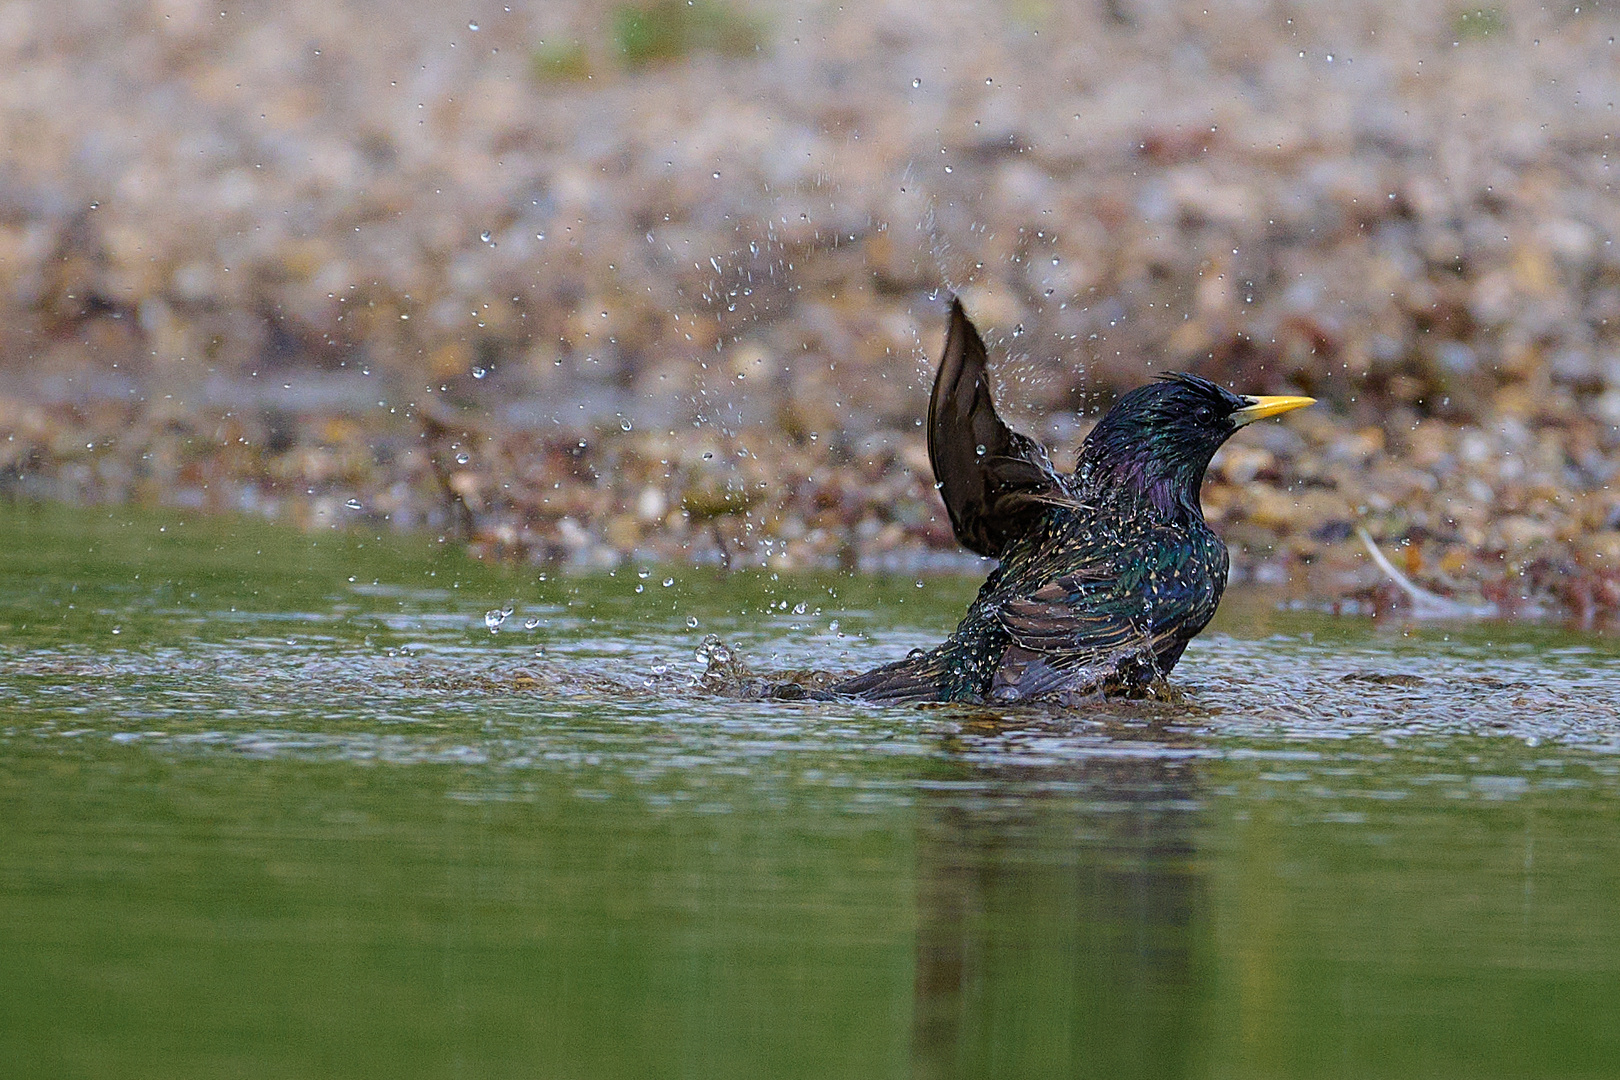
[{"x1": 837, "y1": 299, "x2": 1312, "y2": 704}]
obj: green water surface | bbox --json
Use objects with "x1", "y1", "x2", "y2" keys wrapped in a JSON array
[{"x1": 2, "y1": 503, "x2": 1618, "y2": 1078}]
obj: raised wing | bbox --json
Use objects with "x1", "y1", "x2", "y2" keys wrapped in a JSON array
[
  {"x1": 988, "y1": 530, "x2": 1226, "y2": 701},
  {"x1": 927, "y1": 298, "x2": 1061, "y2": 558}
]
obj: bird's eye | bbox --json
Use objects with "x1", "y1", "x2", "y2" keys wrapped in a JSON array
[{"x1": 1194, "y1": 405, "x2": 1214, "y2": 423}]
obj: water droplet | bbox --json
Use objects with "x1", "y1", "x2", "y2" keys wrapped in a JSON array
[
  {"x1": 455, "y1": 452, "x2": 470, "y2": 465},
  {"x1": 792, "y1": 602, "x2": 807, "y2": 615},
  {"x1": 111, "y1": 626, "x2": 122, "y2": 635},
  {"x1": 345, "y1": 498, "x2": 363, "y2": 510},
  {"x1": 911, "y1": 77, "x2": 922, "y2": 88},
  {"x1": 686, "y1": 615, "x2": 699, "y2": 628},
  {"x1": 523, "y1": 617, "x2": 541, "y2": 630},
  {"x1": 663, "y1": 577, "x2": 675, "y2": 587},
  {"x1": 637, "y1": 568, "x2": 651, "y2": 579},
  {"x1": 484, "y1": 609, "x2": 508, "y2": 631},
  {"x1": 694, "y1": 634, "x2": 731, "y2": 667},
  {"x1": 480, "y1": 230, "x2": 495, "y2": 246},
  {"x1": 468, "y1": 20, "x2": 479, "y2": 30},
  {"x1": 471, "y1": 366, "x2": 487, "y2": 379},
  {"x1": 975, "y1": 444, "x2": 987, "y2": 457},
  {"x1": 712, "y1": 171, "x2": 721, "y2": 179},
  {"x1": 620, "y1": 417, "x2": 633, "y2": 431}
]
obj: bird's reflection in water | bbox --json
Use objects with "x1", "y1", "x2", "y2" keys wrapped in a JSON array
[{"x1": 912, "y1": 710, "x2": 1210, "y2": 1080}]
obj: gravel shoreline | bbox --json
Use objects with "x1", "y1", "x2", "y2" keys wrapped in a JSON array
[{"x1": 3, "y1": 1, "x2": 1620, "y2": 623}]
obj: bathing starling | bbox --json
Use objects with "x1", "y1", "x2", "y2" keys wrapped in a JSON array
[{"x1": 836, "y1": 299, "x2": 1314, "y2": 704}]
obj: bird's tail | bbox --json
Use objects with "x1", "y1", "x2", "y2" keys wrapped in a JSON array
[{"x1": 834, "y1": 648, "x2": 953, "y2": 703}]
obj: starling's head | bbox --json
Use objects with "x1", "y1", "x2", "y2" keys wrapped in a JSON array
[{"x1": 1079, "y1": 373, "x2": 1314, "y2": 514}]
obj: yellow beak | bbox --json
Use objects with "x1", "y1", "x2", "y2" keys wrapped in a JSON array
[{"x1": 1231, "y1": 394, "x2": 1315, "y2": 426}]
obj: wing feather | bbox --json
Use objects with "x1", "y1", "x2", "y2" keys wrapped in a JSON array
[
  {"x1": 928, "y1": 298, "x2": 1062, "y2": 557},
  {"x1": 989, "y1": 532, "x2": 1223, "y2": 701}
]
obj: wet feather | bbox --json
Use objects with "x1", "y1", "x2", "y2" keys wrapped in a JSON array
[{"x1": 837, "y1": 298, "x2": 1311, "y2": 705}]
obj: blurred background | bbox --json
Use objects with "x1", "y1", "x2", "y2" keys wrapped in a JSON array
[{"x1": 2, "y1": 0, "x2": 1619, "y2": 612}]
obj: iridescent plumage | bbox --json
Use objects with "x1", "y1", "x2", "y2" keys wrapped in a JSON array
[{"x1": 837, "y1": 299, "x2": 1313, "y2": 704}]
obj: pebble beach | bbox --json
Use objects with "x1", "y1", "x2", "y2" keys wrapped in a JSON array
[{"x1": 3, "y1": 0, "x2": 1620, "y2": 622}]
